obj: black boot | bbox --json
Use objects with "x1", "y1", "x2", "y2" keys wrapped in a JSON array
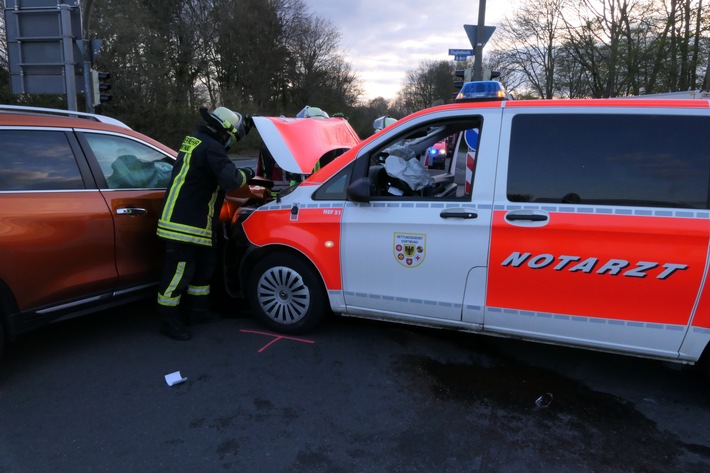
[
  {"x1": 159, "y1": 305, "x2": 192, "y2": 341},
  {"x1": 160, "y1": 319, "x2": 192, "y2": 340},
  {"x1": 185, "y1": 292, "x2": 220, "y2": 325},
  {"x1": 187, "y1": 308, "x2": 221, "y2": 326}
]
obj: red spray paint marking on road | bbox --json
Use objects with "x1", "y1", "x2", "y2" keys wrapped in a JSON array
[{"x1": 240, "y1": 329, "x2": 315, "y2": 353}]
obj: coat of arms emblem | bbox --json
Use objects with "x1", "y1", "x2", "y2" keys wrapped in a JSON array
[{"x1": 393, "y1": 233, "x2": 426, "y2": 268}]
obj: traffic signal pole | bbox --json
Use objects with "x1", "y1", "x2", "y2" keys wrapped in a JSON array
[{"x1": 472, "y1": 0, "x2": 486, "y2": 81}]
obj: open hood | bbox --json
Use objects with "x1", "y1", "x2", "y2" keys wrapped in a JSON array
[{"x1": 252, "y1": 116, "x2": 361, "y2": 174}]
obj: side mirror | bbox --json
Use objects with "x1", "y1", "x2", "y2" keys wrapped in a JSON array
[{"x1": 346, "y1": 177, "x2": 371, "y2": 203}]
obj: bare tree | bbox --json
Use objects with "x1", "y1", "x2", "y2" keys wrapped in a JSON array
[
  {"x1": 74, "y1": 0, "x2": 363, "y2": 145},
  {"x1": 558, "y1": 0, "x2": 707, "y2": 97},
  {"x1": 368, "y1": 97, "x2": 390, "y2": 117},
  {"x1": 0, "y1": 10, "x2": 7, "y2": 70},
  {"x1": 496, "y1": 0, "x2": 568, "y2": 99},
  {"x1": 394, "y1": 60, "x2": 454, "y2": 113},
  {"x1": 285, "y1": 14, "x2": 345, "y2": 109},
  {"x1": 560, "y1": 0, "x2": 643, "y2": 97},
  {"x1": 661, "y1": 0, "x2": 707, "y2": 90},
  {"x1": 485, "y1": 49, "x2": 533, "y2": 97}
]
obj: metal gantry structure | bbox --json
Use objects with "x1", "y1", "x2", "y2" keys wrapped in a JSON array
[{"x1": 3, "y1": 0, "x2": 105, "y2": 112}]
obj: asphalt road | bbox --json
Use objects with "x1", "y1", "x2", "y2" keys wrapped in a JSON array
[{"x1": 1, "y1": 300, "x2": 709, "y2": 473}]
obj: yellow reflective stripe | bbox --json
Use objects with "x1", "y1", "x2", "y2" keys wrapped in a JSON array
[
  {"x1": 161, "y1": 156, "x2": 190, "y2": 222},
  {"x1": 162, "y1": 136, "x2": 201, "y2": 222},
  {"x1": 158, "y1": 219, "x2": 212, "y2": 237},
  {"x1": 157, "y1": 261, "x2": 186, "y2": 306},
  {"x1": 187, "y1": 285, "x2": 210, "y2": 296},
  {"x1": 221, "y1": 119, "x2": 235, "y2": 133},
  {"x1": 205, "y1": 188, "x2": 219, "y2": 228},
  {"x1": 156, "y1": 228, "x2": 212, "y2": 246},
  {"x1": 165, "y1": 261, "x2": 186, "y2": 297},
  {"x1": 157, "y1": 293, "x2": 180, "y2": 307}
]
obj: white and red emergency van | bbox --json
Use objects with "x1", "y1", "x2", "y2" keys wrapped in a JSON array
[{"x1": 225, "y1": 98, "x2": 710, "y2": 368}]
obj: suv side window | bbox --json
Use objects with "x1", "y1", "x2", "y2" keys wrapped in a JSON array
[
  {"x1": 82, "y1": 132, "x2": 173, "y2": 189},
  {"x1": 507, "y1": 114, "x2": 710, "y2": 209},
  {"x1": 0, "y1": 130, "x2": 84, "y2": 191}
]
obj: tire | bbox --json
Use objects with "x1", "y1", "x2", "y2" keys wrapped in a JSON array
[
  {"x1": 696, "y1": 345, "x2": 710, "y2": 380},
  {"x1": 247, "y1": 252, "x2": 328, "y2": 334},
  {"x1": 0, "y1": 318, "x2": 4, "y2": 358}
]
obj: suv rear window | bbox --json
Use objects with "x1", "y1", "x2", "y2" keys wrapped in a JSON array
[
  {"x1": 507, "y1": 113, "x2": 710, "y2": 209},
  {"x1": 0, "y1": 130, "x2": 84, "y2": 191}
]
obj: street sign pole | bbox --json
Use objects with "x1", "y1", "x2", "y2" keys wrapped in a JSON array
[
  {"x1": 4, "y1": 0, "x2": 85, "y2": 110},
  {"x1": 59, "y1": 4, "x2": 78, "y2": 111},
  {"x1": 473, "y1": 0, "x2": 486, "y2": 81},
  {"x1": 463, "y1": 23, "x2": 495, "y2": 80},
  {"x1": 77, "y1": 40, "x2": 94, "y2": 111}
]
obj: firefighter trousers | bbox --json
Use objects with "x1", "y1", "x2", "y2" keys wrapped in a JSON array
[{"x1": 157, "y1": 240, "x2": 217, "y2": 322}]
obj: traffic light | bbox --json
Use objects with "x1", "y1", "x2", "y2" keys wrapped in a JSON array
[
  {"x1": 91, "y1": 69, "x2": 112, "y2": 106},
  {"x1": 454, "y1": 68, "x2": 473, "y2": 89}
]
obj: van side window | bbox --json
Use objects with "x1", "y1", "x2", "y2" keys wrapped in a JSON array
[
  {"x1": 507, "y1": 114, "x2": 710, "y2": 209},
  {"x1": 365, "y1": 118, "x2": 481, "y2": 200},
  {"x1": 313, "y1": 162, "x2": 353, "y2": 200},
  {"x1": 0, "y1": 130, "x2": 84, "y2": 191}
]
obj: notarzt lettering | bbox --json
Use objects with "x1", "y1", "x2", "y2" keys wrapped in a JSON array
[{"x1": 501, "y1": 252, "x2": 688, "y2": 280}]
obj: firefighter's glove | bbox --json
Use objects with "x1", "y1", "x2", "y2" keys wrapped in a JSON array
[
  {"x1": 244, "y1": 115, "x2": 254, "y2": 135},
  {"x1": 241, "y1": 167, "x2": 256, "y2": 183}
]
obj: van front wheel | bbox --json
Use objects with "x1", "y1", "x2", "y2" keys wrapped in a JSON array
[{"x1": 247, "y1": 252, "x2": 328, "y2": 334}]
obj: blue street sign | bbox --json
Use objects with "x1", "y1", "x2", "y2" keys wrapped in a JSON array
[
  {"x1": 465, "y1": 129, "x2": 480, "y2": 150},
  {"x1": 454, "y1": 55, "x2": 468, "y2": 61},
  {"x1": 448, "y1": 48, "x2": 474, "y2": 56}
]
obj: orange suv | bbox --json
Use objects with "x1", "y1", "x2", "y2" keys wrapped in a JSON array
[{"x1": 0, "y1": 105, "x2": 177, "y2": 352}]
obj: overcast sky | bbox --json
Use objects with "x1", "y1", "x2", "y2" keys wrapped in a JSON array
[{"x1": 303, "y1": 1, "x2": 514, "y2": 100}]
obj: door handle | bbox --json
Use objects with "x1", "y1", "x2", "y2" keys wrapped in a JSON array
[
  {"x1": 505, "y1": 213, "x2": 548, "y2": 222},
  {"x1": 440, "y1": 208, "x2": 478, "y2": 219},
  {"x1": 116, "y1": 207, "x2": 147, "y2": 216}
]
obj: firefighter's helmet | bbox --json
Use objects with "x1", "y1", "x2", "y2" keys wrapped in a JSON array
[
  {"x1": 200, "y1": 106, "x2": 245, "y2": 149},
  {"x1": 296, "y1": 105, "x2": 329, "y2": 119},
  {"x1": 373, "y1": 115, "x2": 397, "y2": 132}
]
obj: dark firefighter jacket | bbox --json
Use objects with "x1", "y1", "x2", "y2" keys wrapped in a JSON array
[{"x1": 157, "y1": 126, "x2": 250, "y2": 247}]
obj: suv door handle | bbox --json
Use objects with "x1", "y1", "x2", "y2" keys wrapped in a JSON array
[
  {"x1": 116, "y1": 207, "x2": 147, "y2": 216},
  {"x1": 440, "y1": 208, "x2": 478, "y2": 219}
]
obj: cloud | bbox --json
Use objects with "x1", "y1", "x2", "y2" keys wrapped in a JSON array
[{"x1": 304, "y1": 0, "x2": 511, "y2": 100}]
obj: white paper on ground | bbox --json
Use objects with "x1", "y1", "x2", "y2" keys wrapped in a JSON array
[{"x1": 165, "y1": 371, "x2": 188, "y2": 386}]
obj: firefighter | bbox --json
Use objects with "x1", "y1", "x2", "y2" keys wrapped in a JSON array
[
  {"x1": 373, "y1": 115, "x2": 397, "y2": 133},
  {"x1": 156, "y1": 107, "x2": 255, "y2": 341}
]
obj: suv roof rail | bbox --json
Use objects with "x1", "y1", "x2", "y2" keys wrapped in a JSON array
[{"x1": 0, "y1": 104, "x2": 131, "y2": 129}]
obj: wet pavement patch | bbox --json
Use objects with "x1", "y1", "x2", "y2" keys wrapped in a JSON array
[{"x1": 395, "y1": 354, "x2": 710, "y2": 472}]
